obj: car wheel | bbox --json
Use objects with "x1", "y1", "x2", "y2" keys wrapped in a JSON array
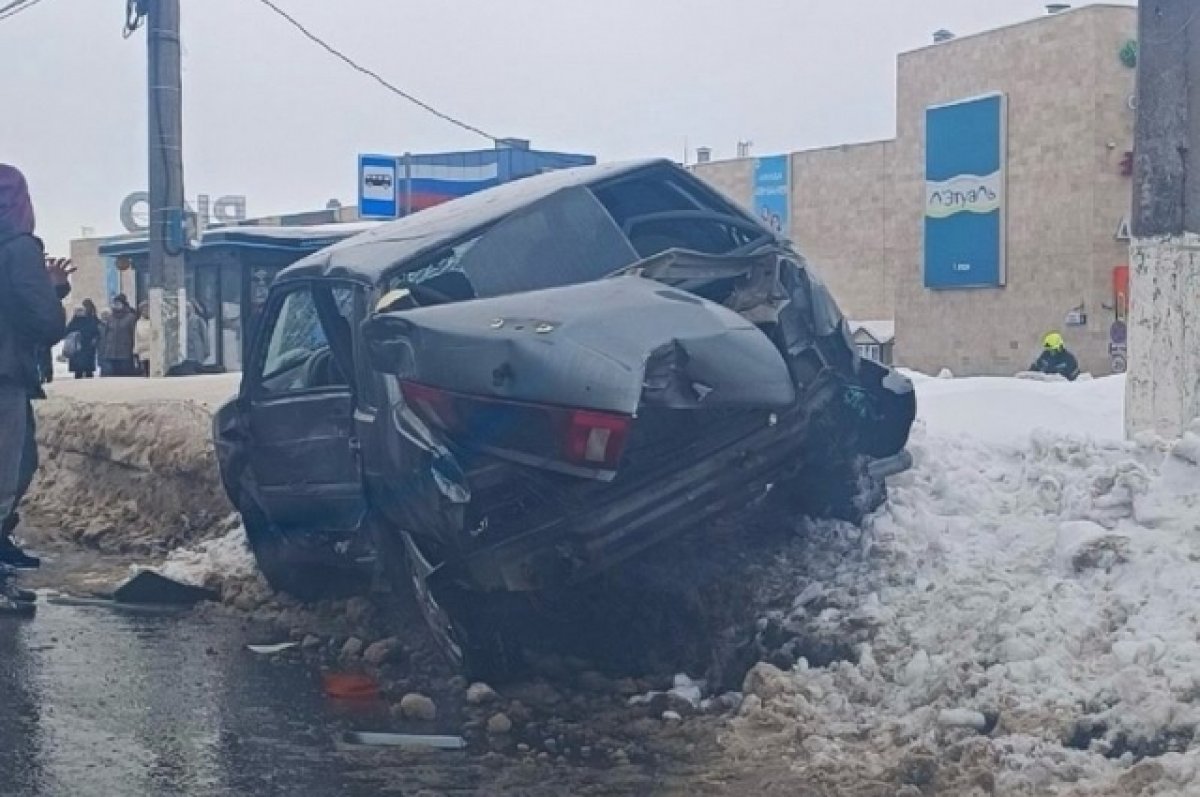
[
  {"x1": 382, "y1": 528, "x2": 525, "y2": 680},
  {"x1": 443, "y1": 589, "x2": 525, "y2": 681},
  {"x1": 238, "y1": 493, "x2": 363, "y2": 602}
]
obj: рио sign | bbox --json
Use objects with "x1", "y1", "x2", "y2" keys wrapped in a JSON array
[{"x1": 120, "y1": 192, "x2": 247, "y2": 233}]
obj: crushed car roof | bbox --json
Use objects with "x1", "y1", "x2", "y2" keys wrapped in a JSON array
[{"x1": 278, "y1": 159, "x2": 667, "y2": 287}]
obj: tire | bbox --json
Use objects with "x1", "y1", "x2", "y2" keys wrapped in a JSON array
[
  {"x1": 398, "y1": 535, "x2": 525, "y2": 676},
  {"x1": 376, "y1": 525, "x2": 526, "y2": 680},
  {"x1": 438, "y1": 585, "x2": 527, "y2": 681},
  {"x1": 238, "y1": 493, "x2": 365, "y2": 602}
]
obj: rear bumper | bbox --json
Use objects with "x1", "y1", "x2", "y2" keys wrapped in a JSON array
[
  {"x1": 868, "y1": 449, "x2": 913, "y2": 480},
  {"x1": 455, "y1": 382, "x2": 841, "y2": 592}
]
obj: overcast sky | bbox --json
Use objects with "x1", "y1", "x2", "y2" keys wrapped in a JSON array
[{"x1": 1, "y1": 0, "x2": 1132, "y2": 253}]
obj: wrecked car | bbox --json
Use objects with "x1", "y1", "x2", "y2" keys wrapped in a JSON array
[{"x1": 213, "y1": 159, "x2": 916, "y2": 674}]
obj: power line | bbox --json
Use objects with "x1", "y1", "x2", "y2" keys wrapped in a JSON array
[
  {"x1": 253, "y1": 0, "x2": 498, "y2": 143},
  {"x1": 0, "y1": 0, "x2": 32, "y2": 15},
  {"x1": 0, "y1": 0, "x2": 47, "y2": 22}
]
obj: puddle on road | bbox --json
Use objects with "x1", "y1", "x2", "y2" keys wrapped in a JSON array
[
  {"x1": 0, "y1": 602, "x2": 365, "y2": 796},
  {"x1": 0, "y1": 602, "x2": 700, "y2": 796}
]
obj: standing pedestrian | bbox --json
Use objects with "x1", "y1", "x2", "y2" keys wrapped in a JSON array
[
  {"x1": 187, "y1": 299, "x2": 210, "y2": 366},
  {"x1": 0, "y1": 164, "x2": 72, "y2": 613},
  {"x1": 96, "y1": 309, "x2": 110, "y2": 377},
  {"x1": 99, "y1": 293, "x2": 136, "y2": 376},
  {"x1": 65, "y1": 300, "x2": 101, "y2": 379},
  {"x1": 134, "y1": 301, "x2": 153, "y2": 377},
  {"x1": 36, "y1": 345, "x2": 53, "y2": 385}
]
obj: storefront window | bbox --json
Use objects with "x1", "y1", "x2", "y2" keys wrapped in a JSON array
[
  {"x1": 220, "y1": 261, "x2": 243, "y2": 371},
  {"x1": 194, "y1": 265, "x2": 220, "y2": 366}
]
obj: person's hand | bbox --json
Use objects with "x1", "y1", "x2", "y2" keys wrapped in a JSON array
[{"x1": 45, "y1": 257, "x2": 77, "y2": 287}]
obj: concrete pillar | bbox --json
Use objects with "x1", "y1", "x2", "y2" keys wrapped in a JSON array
[{"x1": 1126, "y1": 0, "x2": 1200, "y2": 437}]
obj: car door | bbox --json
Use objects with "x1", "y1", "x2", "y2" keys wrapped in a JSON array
[{"x1": 242, "y1": 280, "x2": 367, "y2": 534}]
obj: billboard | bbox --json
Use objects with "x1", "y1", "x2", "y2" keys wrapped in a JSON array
[
  {"x1": 924, "y1": 93, "x2": 1006, "y2": 288},
  {"x1": 753, "y1": 155, "x2": 790, "y2": 237}
]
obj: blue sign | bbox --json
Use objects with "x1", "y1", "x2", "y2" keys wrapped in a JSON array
[
  {"x1": 104, "y1": 256, "x2": 120, "y2": 300},
  {"x1": 753, "y1": 155, "x2": 790, "y2": 237},
  {"x1": 924, "y1": 93, "x2": 1006, "y2": 288},
  {"x1": 358, "y1": 154, "x2": 399, "y2": 219}
]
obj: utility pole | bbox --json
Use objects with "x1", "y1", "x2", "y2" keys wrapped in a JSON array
[
  {"x1": 146, "y1": 0, "x2": 186, "y2": 376},
  {"x1": 1126, "y1": 0, "x2": 1200, "y2": 437}
]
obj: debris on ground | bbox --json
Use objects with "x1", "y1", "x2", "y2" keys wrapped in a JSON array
[
  {"x1": 397, "y1": 693, "x2": 438, "y2": 722},
  {"x1": 321, "y1": 672, "x2": 380, "y2": 701},
  {"x1": 112, "y1": 570, "x2": 219, "y2": 605},
  {"x1": 467, "y1": 682, "x2": 500, "y2": 705},
  {"x1": 340, "y1": 636, "x2": 364, "y2": 660},
  {"x1": 486, "y1": 713, "x2": 513, "y2": 735},
  {"x1": 343, "y1": 731, "x2": 467, "y2": 750},
  {"x1": 363, "y1": 637, "x2": 401, "y2": 665},
  {"x1": 246, "y1": 641, "x2": 299, "y2": 655}
]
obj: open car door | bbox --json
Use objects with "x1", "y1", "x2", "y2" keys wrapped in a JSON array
[{"x1": 239, "y1": 280, "x2": 367, "y2": 534}]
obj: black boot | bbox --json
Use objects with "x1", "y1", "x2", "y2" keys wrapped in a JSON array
[
  {"x1": 0, "y1": 534, "x2": 40, "y2": 570},
  {"x1": 0, "y1": 582, "x2": 35, "y2": 616},
  {"x1": 6, "y1": 585, "x2": 35, "y2": 603}
]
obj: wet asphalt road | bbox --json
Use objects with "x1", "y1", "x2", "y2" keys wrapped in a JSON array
[{"x1": 0, "y1": 600, "x2": 387, "y2": 797}]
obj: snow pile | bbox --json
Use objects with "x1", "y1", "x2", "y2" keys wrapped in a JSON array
[
  {"x1": 720, "y1": 374, "x2": 1200, "y2": 795},
  {"x1": 158, "y1": 521, "x2": 258, "y2": 587},
  {"x1": 154, "y1": 522, "x2": 286, "y2": 617},
  {"x1": 44, "y1": 372, "x2": 239, "y2": 408},
  {"x1": 908, "y1": 370, "x2": 1126, "y2": 444}
]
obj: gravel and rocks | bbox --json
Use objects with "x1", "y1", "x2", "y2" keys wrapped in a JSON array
[{"x1": 398, "y1": 693, "x2": 438, "y2": 721}]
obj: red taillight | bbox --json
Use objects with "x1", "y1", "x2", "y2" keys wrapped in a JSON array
[
  {"x1": 562, "y1": 409, "x2": 631, "y2": 470},
  {"x1": 400, "y1": 381, "x2": 459, "y2": 430}
]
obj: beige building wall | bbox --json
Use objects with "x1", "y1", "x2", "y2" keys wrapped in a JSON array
[
  {"x1": 69, "y1": 235, "x2": 140, "y2": 310},
  {"x1": 893, "y1": 5, "x2": 1136, "y2": 376},
  {"x1": 68, "y1": 238, "x2": 108, "y2": 310},
  {"x1": 692, "y1": 141, "x2": 898, "y2": 321},
  {"x1": 691, "y1": 158, "x2": 753, "y2": 212},
  {"x1": 790, "y1": 141, "x2": 897, "y2": 322}
]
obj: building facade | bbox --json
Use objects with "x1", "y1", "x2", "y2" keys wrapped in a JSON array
[
  {"x1": 69, "y1": 205, "x2": 368, "y2": 371},
  {"x1": 693, "y1": 4, "x2": 1136, "y2": 377}
]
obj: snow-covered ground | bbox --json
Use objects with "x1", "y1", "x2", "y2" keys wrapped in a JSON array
[
  {"x1": 724, "y1": 373, "x2": 1200, "y2": 795},
  {"x1": 32, "y1": 367, "x2": 1200, "y2": 792},
  {"x1": 44, "y1": 372, "x2": 240, "y2": 408}
]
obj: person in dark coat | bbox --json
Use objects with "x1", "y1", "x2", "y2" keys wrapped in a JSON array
[
  {"x1": 0, "y1": 164, "x2": 72, "y2": 588},
  {"x1": 99, "y1": 293, "x2": 137, "y2": 376},
  {"x1": 36, "y1": 345, "x2": 53, "y2": 385},
  {"x1": 65, "y1": 299, "x2": 101, "y2": 379},
  {"x1": 1030, "y1": 332, "x2": 1080, "y2": 381}
]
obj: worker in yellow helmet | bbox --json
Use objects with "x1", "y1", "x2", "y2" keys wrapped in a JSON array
[{"x1": 1030, "y1": 332, "x2": 1080, "y2": 381}]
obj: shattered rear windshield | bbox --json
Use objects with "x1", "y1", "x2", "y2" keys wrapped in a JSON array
[{"x1": 385, "y1": 186, "x2": 639, "y2": 301}]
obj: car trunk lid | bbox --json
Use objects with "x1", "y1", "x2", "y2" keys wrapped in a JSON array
[{"x1": 364, "y1": 275, "x2": 796, "y2": 479}]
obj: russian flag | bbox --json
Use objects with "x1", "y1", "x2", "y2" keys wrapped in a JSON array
[{"x1": 402, "y1": 161, "x2": 500, "y2": 212}]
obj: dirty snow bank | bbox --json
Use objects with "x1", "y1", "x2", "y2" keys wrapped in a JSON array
[
  {"x1": 721, "y1": 375, "x2": 1200, "y2": 795},
  {"x1": 24, "y1": 375, "x2": 239, "y2": 553},
  {"x1": 158, "y1": 521, "x2": 258, "y2": 586}
]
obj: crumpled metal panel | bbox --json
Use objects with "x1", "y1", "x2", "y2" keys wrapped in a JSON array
[{"x1": 364, "y1": 274, "x2": 796, "y2": 415}]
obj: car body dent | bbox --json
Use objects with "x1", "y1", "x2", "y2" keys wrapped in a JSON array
[{"x1": 364, "y1": 274, "x2": 797, "y2": 416}]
